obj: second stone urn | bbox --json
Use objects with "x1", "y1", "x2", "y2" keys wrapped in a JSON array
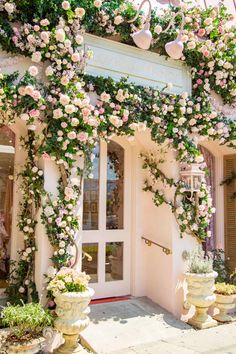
[
  {"x1": 185, "y1": 271, "x2": 218, "y2": 329},
  {"x1": 54, "y1": 288, "x2": 94, "y2": 353},
  {"x1": 214, "y1": 293, "x2": 236, "y2": 323}
]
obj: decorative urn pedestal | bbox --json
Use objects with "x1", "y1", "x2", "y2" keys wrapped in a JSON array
[
  {"x1": 185, "y1": 272, "x2": 218, "y2": 329},
  {"x1": 54, "y1": 288, "x2": 94, "y2": 354},
  {"x1": 214, "y1": 294, "x2": 236, "y2": 323}
]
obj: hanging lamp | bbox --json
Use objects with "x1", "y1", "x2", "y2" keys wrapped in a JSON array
[
  {"x1": 128, "y1": 0, "x2": 152, "y2": 50},
  {"x1": 163, "y1": 11, "x2": 185, "y2": 60},
  {"x1": 156, "y1": 0, "x2": 181, "y2": 5}
]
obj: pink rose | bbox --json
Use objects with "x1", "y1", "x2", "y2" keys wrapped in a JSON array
[
  {"x1": 42, "y1": 152, "x2": 50, "y2": 160},
  {"x1": 67, "y1": 131, "x2": 77, "y2": 139},
  {"x1": 77, "y1": 132, "x2": 88, "y2": 142},
  {"x1": 82, "y1": 108, "x2": 90, "y2": 118},
  {"x1": 203, "y1": 50, "x2": 209, "y2": 58},
  {"x1": 196, "y1": 79, "x2": 203, "y2": 85},
  {"x1": 12, "y1": 36, "x2": 18, "y2": 44},
  {"x1": 29, "y1": 109, "x2": 40, "y2": 117},
  {"x1": 198, "y1": 29, "x2": 205, "y2": 37},
  {"x1": 31, "y1": 90, "x2": 41, "y2": 101}
]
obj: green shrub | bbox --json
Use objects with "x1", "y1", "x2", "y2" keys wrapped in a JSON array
[
  {"x1": 187, "y1": 246, "x2": 213, "y2": 274},
  {"x1": 1, "y1": 303, "x2": 53, "y2": 341},
  {"x1": 215, "y1": 282, "x2": 236, "y2": 295}
]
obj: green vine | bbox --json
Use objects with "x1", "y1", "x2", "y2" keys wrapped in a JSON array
[{"x1": 0, "y1": 0, "x2": 235, "y2": 301}]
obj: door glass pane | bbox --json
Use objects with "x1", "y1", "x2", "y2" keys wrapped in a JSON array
[
  {"x1": 0, "y1": 126, "x2": 15, "y2": 287},
  {"x1": 83, "y1": 144, "x2": 100, "y2": 230},
  {"x1": 105, "y1": 242, "x2": 123, "y2": 282},
  {"x1": 82, "y1": 243, "x2": 98, "y2": 283},
  {"x1": 106, "y1": 142, "x2": 124, "y2": 230}
]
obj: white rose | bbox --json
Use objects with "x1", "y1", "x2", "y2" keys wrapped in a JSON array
[
  {"x1": 40, "y1": 19, "x2": 50, "y2": 26},
  {"x1": 53, "y1": 108, "x2": 63, "y2": 119},
  {"x1": 60, "y1": 76, "x2": 69, "y2": 85},
  {"x1": 204, "y1": 18, "x2": 212, "y2": 26},
  {"x1": 47, "y1": 266, "x2": 57, "y2": 278},
  {"x1": 114, "y1": 15, "x2": 124, "y2": 25},
  {"x1": 32, "y1": 166, "x2": 38, "y2": 173},
  {"x1": 55, "y1": 29, "x2": 65, "y2": 42},
  {"x1": 59, "y1": 241, "x2": 66, "y2": 248},
  {"x1": 65, "y1": 104, "x2": 76, "y2": 114},
  {"x1": 75, "y1": 7, "x2": 85, "y2": 18},
  {"x1": 45, "y1": 66, "x2": 54, "y2": 76},
  {"x1": 31, "y1": 51, "x2": 42, "y2": 63},
  {"x1": 154, "y1": 25, "x2": 162, "y2": 34},
  {"x1": 28, "y1": 66, "x2": 38, "y2": 77},
  {"x1": 71, "y1": 52, "x2": 80, "y2": 62},
  {"x1": 60, "y1": 94, "x2": 70, "y2": 106},
  {"x1": 71, "y1": 118, "x2": 79, "y2": 126},
  {"x1": 100, "y1": 92, "x2": 110, "y2": 102},
  {"x1": 20, "y1": 113, "x2": 29, "y2": 121},
  {"x1": 59, "y1": 249, "x2": 65, "y2": 255},
  {"x1": 40, "y1": 31, "x2": 50, "y2": 43},
  {"x1": 4, "y1": 2, "x2": 14, "y2": 14},
  {"x1": 75, "y1": 34, "x2": 84, "y2": 45},
  {"x1": 187, "y1": 41, "x2": 196, "y2": 50}
]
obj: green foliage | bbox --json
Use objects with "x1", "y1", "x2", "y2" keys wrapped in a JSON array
[
  {"x1": 212, "y1": 249, "x2": 230, "y2": 283},
  {"x1": 215, "y1": 282, "x2": 236, "y2": 296},
  {"x1": 1, "y1": 303, "x2": 53, "y2": 341},
  {"x1": 187, "y1": 246, "x2": 213, "y2": 274}
]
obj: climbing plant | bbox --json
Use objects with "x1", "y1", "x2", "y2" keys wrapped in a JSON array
[{"x1": 0, "y1": 0, "x2": 235, "y2": 302}]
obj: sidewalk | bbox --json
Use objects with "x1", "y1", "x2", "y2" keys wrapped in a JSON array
[
  {"x1": 80, "y1": 297, "x2": 236, "y2": 354},
  {"x1": 111, "y1": 323, "x2": 236, "y2": 354}
]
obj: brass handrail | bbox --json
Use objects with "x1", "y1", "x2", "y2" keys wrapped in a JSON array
[{"x1": 141, "y1": 236, "x2": 172, "y2": 255}]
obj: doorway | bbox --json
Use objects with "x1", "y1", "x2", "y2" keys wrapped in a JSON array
[{"x1": 82, "y1": 139, "x2": 131, "y2": 298}]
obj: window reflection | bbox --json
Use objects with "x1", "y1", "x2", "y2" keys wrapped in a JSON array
[
  {"x1": 106, "y1": 142, "x2": 124, "y2": 230},
  {"x1": 105, "y1": 242, "x2": 123, "y2": 281},
  {"x1": 83, "y1": 144, "x2": 100, "y2": 230},
  {"x1": 0, "y1": 126, "x2": 15, "y2": 286},
  {"x1": 82, "y1": 243, "x2": 98, "y2": 283}
]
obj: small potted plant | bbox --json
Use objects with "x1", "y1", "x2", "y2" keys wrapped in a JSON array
[
  {"x1": 185, "y1": 246, "x2": 218, "y2": 329},
  {"x1": 0, "y1": 302, "x2": 53, "y2": 354},
  {"x1": 47, "y1": 267, "x2": 94, "y2": 354},
  {"x1": 214, "y1": 282, "x2": 236, "y2": 323}
]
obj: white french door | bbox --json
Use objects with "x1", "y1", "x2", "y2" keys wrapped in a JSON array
[{"x1": 81, "y1": 139, "x2": 131, "y2": 298}]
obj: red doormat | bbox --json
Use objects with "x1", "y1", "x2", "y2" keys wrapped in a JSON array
[{"x1": 91, "y1": 296, "x2": 130, "y2": 305}]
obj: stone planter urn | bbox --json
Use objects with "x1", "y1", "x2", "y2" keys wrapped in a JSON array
[
  {"x1": 214, "y1": 293, "x2": 236, "y2": 323},
  {"x1": 54, "y1": 288, "x2": 94, "y2": 353},
  {"x1": 7, "y1": 337, "x2": 46, "y2": 354},
  {"x1": 185, "y1": 271, "x2": 218, "y2": 329}
]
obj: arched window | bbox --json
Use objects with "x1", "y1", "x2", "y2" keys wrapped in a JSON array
[{"x1": 0, "y1": 126, "x2": 15, "y2": 286}]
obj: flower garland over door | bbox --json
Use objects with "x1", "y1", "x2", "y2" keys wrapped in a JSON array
[{"x1": 0, "y1": 0, "x2": 235, "y2": 303}]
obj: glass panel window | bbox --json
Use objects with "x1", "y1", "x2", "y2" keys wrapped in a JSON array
[
  {"x1": 105, "y1": 242, "x2": 123, "y2": 282},
  {"x1": 83, "y1": 144, "x2": 100, "y2": 230},
  {"x1": 82, "y1": 243, "x2": 98, "y2": 283},
  {"x1": 106, "y1": 142, "x2": 124, "y2": 230},
  {"x1": 0, "y1": 126, "x2": 15, "y2": 287}
]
